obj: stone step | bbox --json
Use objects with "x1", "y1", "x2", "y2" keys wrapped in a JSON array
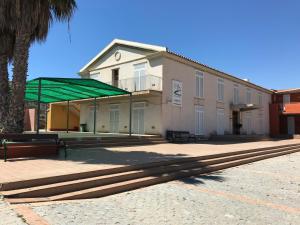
[
  {"x1": 65, "y1": 140, "x2": 167, "y2": 148},
  {"x1": 2, "y1": 143, "x2": 299, "y2": 192},
  {"x1": 7, "y1": 148, "x2": 299, "y2": 204},
  {"x1": 3, "y1": 145, "x2": 298, "y2": 199}
]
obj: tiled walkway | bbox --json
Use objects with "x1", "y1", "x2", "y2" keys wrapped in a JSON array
[{"x1": 1, "y1": 139, "x2": 300, "y2": 184}]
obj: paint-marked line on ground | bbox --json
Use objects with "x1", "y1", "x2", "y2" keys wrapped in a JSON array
[
  {"x1": 175, "y1": 182, "x2": 300, "y2": 214},
  {"x1": 12, "y1": 205, "x2": 50, "y2": 225},
  {"x1": 234, "y1": 168, "x2": 300, "y2": 181}
]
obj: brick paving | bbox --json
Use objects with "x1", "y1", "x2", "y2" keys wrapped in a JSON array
[
  {"x1": 26, "y1": 152, "x2": 300, "y2": 225},
  {"x1": 1, "y1": 139, "x2": 300, "y2": 184}
]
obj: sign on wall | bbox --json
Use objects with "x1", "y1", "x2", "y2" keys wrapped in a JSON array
[{"x1": 172, "y1": 80, "x2": 183, "y2": 106}]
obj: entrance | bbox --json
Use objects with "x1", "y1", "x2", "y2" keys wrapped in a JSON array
[
  {"x1": 112, "y1": 69, "x2": 119, "y2": 87},
  {"x1": 245, "y1": 112, "x2": 252, "y2": 135},
  {"x1": 195, "y1": 106, "x2": 204, "y2": 135},
  {"x1": 287, "y1": 116, "x2": 295, "y2": 135},
  {"x1": 232, "y1": 111, "x2": 240, "y2": 135},
  {"x1": 109, "y1": 105, "x2": 119, "y2": 133},
  {"x1": 217, "y1": 109, "x2": 225, "y2": 135},
  {"x1": 132, "y1": 102, "x2": 145, "y2": 134}
]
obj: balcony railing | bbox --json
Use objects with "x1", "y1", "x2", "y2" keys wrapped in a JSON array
[{"x1": 107, "y1": 75, "x2": 162, "y2": 92}]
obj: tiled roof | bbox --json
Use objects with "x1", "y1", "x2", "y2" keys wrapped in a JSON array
[
  {"x1": 166, "y1": 50, "x2": 272, "y2": 93},
  {"x1": 273, "y1": 88, "x2": 300, "y2": 94}
]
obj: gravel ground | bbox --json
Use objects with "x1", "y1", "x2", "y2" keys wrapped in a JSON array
[
  {"x1": 0, "y1": 199, "x2": 27, "y2": 225},
  {"x1": 27, "y1": 152, "x2": 300, "y2": 225}
]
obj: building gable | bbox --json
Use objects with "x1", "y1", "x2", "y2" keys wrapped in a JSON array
[{"x1": 79, "y1": 39, "x2": 167, "y2": 75}]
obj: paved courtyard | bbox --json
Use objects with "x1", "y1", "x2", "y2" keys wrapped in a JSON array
[
  {"x1": 1, "y1": 151, "x2": 298, "y2": 225},
  {"x1": 1, "y1": 139, "x2": 300, "y2": 183}
]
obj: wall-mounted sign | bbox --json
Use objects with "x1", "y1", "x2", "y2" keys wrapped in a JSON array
[{"x1": 172, "y1": 80, "x2": 182, "y2": 106}]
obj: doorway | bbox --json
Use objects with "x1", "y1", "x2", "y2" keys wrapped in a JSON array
[
  {"x1": 217, "y1": 109, "x2": 225, "y2": 135},
  {"x1": 112, "y1": 69, "x2": 119, "y2": 87},
  {"x1": 287, "y1": 116, "x2": 295, "y2": 135},
  {"x1": 195, "y1": 106, "x2": 204, "y2": 135},
  {"x1": 109, "y1": 105, "x2": 119, "y2": 133},
  {"x1": 132, "y1": 102, "x2": 145, "y2": 134},
  {"x1": 232, "y1": 111, "x2": 240, "y2": 135}
]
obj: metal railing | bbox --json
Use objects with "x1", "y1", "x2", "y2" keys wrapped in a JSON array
[{"x1": 107, "y1": 75, "x2": 162, "y2": 92}]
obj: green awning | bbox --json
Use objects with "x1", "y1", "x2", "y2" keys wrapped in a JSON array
[{"x1": 25, "y1": 77, "x2": 130, "y2": 103}]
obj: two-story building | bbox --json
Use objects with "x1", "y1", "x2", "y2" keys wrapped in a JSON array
[
  {"x1": 270, "y1": 88, "x2": 300, "y2": 136},
  {"x1": 69, "y1": 39, "x2": 271, "y2": 137}
]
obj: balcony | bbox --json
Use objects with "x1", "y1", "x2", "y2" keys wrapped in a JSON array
[{"x1": 108, "y1": 75, "x2": 162, "y2": 92}]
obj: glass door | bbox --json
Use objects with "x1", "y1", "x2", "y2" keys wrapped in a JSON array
[{"x1": 134, "y1": 63, "x2": 146, "y2": 91}]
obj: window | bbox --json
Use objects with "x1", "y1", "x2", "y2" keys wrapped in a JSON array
[
  {"x1": 258, "y1": 93, "x2": 263, "y2": 106},
  {"x1": 283, "y1": 94, "x2": 290, "y2": 104},
  {"x1": 196, "y1": 71, "x2": 204, "y2": 98},
  {"x1": 233, "y1": 84, "x2": 239, "y2": 104},
  {"x1": 246, "y1": 88, "x2": 251, "y2": 104},
  {"x1": 217, "y1": 78, "x2": 224, "y2": 101},
  {"x1": 134, "y1": 63, "x2": 146, "y2": 91}
]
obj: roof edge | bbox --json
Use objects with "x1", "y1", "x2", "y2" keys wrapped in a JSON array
[
  {"x1": 79, "y1": 39, "x2": 167, "y2": 74},
  {"x1": 161, "y1": 51, "x2": 273, "y2": 94}
]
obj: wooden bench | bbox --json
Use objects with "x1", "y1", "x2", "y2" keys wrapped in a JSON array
[
  {"x1": 0, "y1": 134, "x2": 65, "y2": 161},
  {"x1": 166, "y1": 130, "x2": 196, "y2": 143}
]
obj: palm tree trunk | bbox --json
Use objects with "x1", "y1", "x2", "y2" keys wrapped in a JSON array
[
  {"x1": 0, "y1": 54, "x2": 9, "y2": 132},
  {"x1": 7, "y1": 31, "x2": 31, "y2": 133}
]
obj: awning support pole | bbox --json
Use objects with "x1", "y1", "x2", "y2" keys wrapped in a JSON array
[
  {"x1": 93, "y1": 97, "x2": 97, "y2": 135},
  {"x1": 36, "y1": 78, "x2": 41, "y2": 134},
  {"x1": 45, "y1": 104, "x2": 48, "y2": 132},
  {"x1": 129, "y1": 93, "x2": 132, "y2": 136},
  {"x1": 67, "y1": 100, "x2": 70, "y2": 133}
]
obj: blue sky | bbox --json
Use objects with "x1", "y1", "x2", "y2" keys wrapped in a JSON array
[{"x1": 25, "y1": 0, "x2": 300, "y2": 90}]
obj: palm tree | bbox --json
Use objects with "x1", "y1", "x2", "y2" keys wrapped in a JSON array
[
  {"x1": 0, "y1": 32, "x2": 14, "y2": 131},
  {"x1": 0, "y1": 0, "x2": 76, "y2": 133},
  {"x1": 0, "y1": 0, "x2": 15, "y2": 131}
]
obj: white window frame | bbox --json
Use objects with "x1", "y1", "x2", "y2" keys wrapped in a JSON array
[
  {"x1": 246, "y1": 88, "x2": 251, "y2": 104},
  {"x1": 258, "y1": 93, "x2": 263, "y2": 106},
  {"x1": 195, "y1": 71, "x2": 204, "y2": 98},
  {"x1": 283, "y1": 94, "x2": 290, "y2": 104},
  {"x1": 217, "y1": 78, "x2": 224, "y2": 102},
  {"x1": 216, "y1": 108, "x2": 225, "y2": 135},
  {"x1": 233, "y1": 84, "x2": 239, "y2": 104},
  {"x1": 133, "y1": 62, "x2": 147, "y2": 91},
  {"x1": 195, "y1": 105, "x2": 205, "y2": 135}
]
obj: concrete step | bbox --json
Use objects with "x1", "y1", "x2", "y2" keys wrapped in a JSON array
[
  {"x1": 62, "y1": 135, "x2": 163, "y2": 142},
  {"x1": 209, "y1": 135, "x2": 272, "y2": 142},
  {"x1": 66, "y1": 140, "x2": 167, "y2": 148},
  {"x1": 64, "y1": 138, "x2": 166, "y2": 144},
  {"x1": 6, "y1": 147, "x2": 299, "y2": 204},
  {"x1": 3, "y1": 145, "x2": 299, "y2": 199},
  {"x1": 2, "y1": 143, "x2": 300, "y2": 192}
]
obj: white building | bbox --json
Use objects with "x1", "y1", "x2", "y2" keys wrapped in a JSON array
[{"x1": 78, "y1": 39, "x2": 272, "y2": 137}]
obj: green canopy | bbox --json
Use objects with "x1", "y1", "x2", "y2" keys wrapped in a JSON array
[{"x1": 25, "y1": 77, "x2": 131, "y2": 103}]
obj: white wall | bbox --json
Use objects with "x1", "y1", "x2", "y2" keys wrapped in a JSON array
[
  {"x1": 79, "y1": 95, "x2": 162, "y2": 134},
  {"x1": 161, "y1": 57, "x2": 271, "y2": 136},
  {"x1": 87, "y1": 45, "x2": 163, "y2": 86}
]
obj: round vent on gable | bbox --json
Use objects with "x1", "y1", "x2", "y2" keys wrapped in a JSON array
[{"x1": 114, "y1": 51, "x2": 121, "y2": 61}]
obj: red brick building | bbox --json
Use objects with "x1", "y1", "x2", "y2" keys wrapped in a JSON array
[{"x1": 270, "y1": 88, "x2": 300, "y2": 136}]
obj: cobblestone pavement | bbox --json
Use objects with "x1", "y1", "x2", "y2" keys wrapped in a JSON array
[
  {"x1": 25, "y1": 152, "x2": 300, "y2": 225},
  {"x1": 0, "y1": 199, "x2": 27, "y2": 225}
]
